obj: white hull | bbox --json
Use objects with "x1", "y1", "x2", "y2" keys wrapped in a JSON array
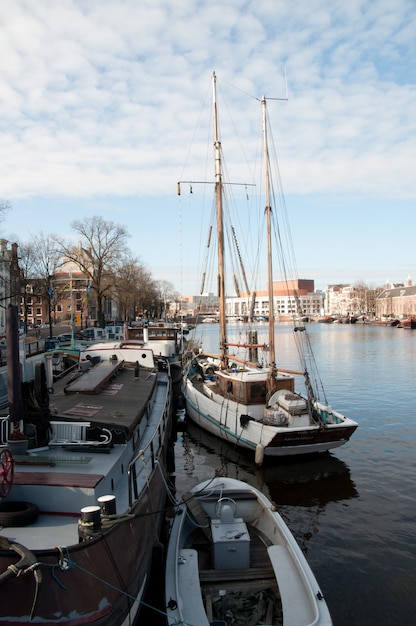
[
  {"x1": 165, "y1": 476, "x2": 333, "y2": 626},
  {"x1": 184, "y1": 373, "x2": 358, "y2": 462}
]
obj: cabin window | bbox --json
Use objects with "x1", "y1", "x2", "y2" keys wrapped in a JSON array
[{"x1": 249, "y1": 383, "x2": 267, "y2": 400}]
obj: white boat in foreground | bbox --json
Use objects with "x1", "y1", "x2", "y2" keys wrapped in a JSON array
[{"x1": 165, "y1": 476, "x2": 332, "y2": 626}]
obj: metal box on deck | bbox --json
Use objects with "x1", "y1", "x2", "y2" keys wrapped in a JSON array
[{"x1": 210, "y1": 517, "x2": 250, "y2": 569}]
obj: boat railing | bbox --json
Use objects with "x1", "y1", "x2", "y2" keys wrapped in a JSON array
[
  {"x1": 49, "y1": 420, "x2": 91, "y2": 444},
  {"x1": 127, "y1": 371, "x2": 171, "y2": 508},
  {"x1": 0, "y1": 417, "x2": 94, "y2": 447},
  {"x1": 0, "y1": 339, "x2": 44, "y2": 368}
]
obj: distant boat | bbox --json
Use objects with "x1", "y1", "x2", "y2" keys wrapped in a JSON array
[
  {"x1": 0, "y1": 305, "x2": 173, "y2": 625},
  {"x1": 165, "y1": 476, "x2": 333, "y2": 626},
  {"x1": 371, "y1": 318, "x2": 400, "y2": 327},
  {"x1": 125, "y1": 322, "x2": 185, "y2": 362},
  {"x1": 317, "y1": 316, "x2": 335, "y2": 323},
  {"x1": 182, "y1": 73, "x2": 358, "y2": 464},
  {"x1": 201, "y1": 317, "x2": 219, "y2": 324},
  {"x1": 47, "y1": 322, "x2": 185, "y2": 384},
  {"x1": 398, "y1": 317, "x2": 416, "y2": 329}
]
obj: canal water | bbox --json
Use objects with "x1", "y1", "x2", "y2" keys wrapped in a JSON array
[{"x1": 168, "y1": 322, "x2": 416, "y2": 626}]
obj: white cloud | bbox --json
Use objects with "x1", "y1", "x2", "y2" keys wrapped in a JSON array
[{"x1": 0, "y1": 0, "x2": 415, "y2": 290}]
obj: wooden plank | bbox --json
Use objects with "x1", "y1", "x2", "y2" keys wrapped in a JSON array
[
  {"x1": 64, "y1": 360, "x2": 125, "y2": 395},
  {"x1": 13, "y1": 472, "x2": 104, "y2": 489},
  {"x1": 199, "y1": 565, "x2": 274, "y2": 583}
]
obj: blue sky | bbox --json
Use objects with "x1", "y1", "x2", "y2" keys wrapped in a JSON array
[{"x1": 1, "y1": 0, "x2": 415, "y2": 296}]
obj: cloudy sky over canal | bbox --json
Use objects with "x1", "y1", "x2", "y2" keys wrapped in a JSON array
[{"x1": 1, "y1": 0, "x2": 415, "y2": 293}]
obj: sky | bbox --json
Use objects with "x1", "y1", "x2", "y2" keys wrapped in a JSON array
[{"x1": 1, "y1": 0, "x2": 415, "y2": 296}]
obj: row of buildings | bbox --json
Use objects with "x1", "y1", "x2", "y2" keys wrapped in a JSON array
[
  {"x1": 175, "y1": 278, "x2": 416, "y2": 322},
  {"x1": 0, "y1": 237, "x2": 414, "y2": 334}
]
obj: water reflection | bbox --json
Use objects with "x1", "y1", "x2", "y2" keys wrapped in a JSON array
[
  {"x1": 175, "y1": 421, "x2": 358, "y2": 504},
  {"x1": 261, "y1": 454, "x2": 358, "y2": 506}
]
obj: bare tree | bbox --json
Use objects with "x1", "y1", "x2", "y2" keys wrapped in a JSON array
[
  {"x1": 29, "y1": 233, "x2": 63, "y2": 336},
  {"x1": 116, "y1": 259, "x2": 159, "y2": 321},
  {"x1": 58, "y1": 216, "x2": 129, "y2": 327},
  {"x1": 115, "y1": 256, "x2": 153, "y2": 322},
  {"x1": 154, "y1": 280, "x2": 175, "y2": 320},
  {"x1": 0, "y1": 199, "x2": 11, "y2": 225}
]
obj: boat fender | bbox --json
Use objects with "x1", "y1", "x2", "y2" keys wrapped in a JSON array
[
  {"x1": 240, "y1": 414, "x2": 253, "y2": 428},
  {"x1": 255, "y1": 443, "x2": 265, "y2": 465}
]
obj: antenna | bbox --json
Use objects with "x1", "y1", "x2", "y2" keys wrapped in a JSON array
[
  {"x1": 257, "y1": 66, "x2": 289, "y2": 102},
  {"x1": 284, "y1": 65, "x2": 288, "y2": 100}
]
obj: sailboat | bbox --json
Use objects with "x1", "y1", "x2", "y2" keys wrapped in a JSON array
[{"x1": 182, "y1": 72, "x2": 358, "y2": 465}]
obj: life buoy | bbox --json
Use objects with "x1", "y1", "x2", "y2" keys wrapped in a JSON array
[{"x1": 0, "y1": 501, "x2": 39, "y2": 527}]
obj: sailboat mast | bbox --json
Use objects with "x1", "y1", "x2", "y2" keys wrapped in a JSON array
[
  {"x1": 212, "y1": 72, "x2": 227, "y2": 367},
  {"x1": 262, "y1": 96, "x2": 276, "y2": 371}
]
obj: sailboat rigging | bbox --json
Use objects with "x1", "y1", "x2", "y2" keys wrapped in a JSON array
[{"x1": 182, "y1": 72, "x2": 358, "y2": 465}]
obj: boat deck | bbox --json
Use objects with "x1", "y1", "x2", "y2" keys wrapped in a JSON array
[
  {"x1": 12, "y1": 470, "x2": 104, "y2": 488},
  {"x1": 0, "y1": 361, "x2": 171, "y2": 550},
  {"x1": 174, "y1": 488, "x2": 287, "y2": 624},
  {"x1": 3, "y1": 442, "x2": 127, "y2": 549},
  {"x1": 50, "y1": 362, "x2": 157, "y2": 440},
  {"x1": 185, "y1": 524, "x2": 281, "y2": 625},
  {"x1": 63, "y1": 359, "x2": 125, "y2": 394}
]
